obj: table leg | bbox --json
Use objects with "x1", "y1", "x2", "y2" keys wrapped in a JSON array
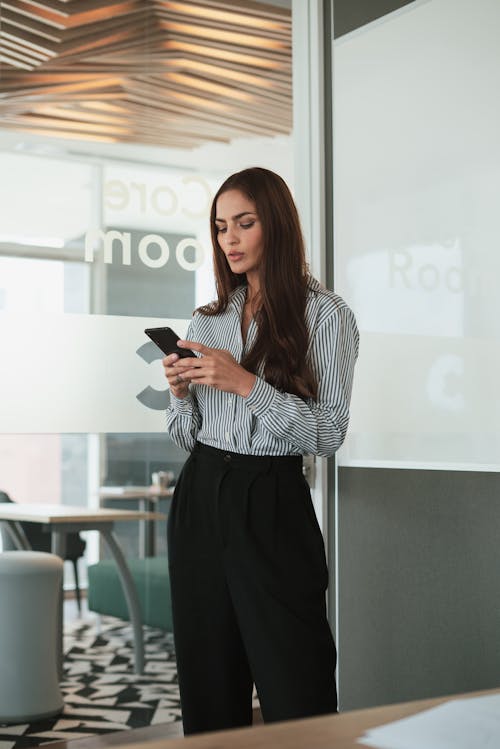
[
  {"x1": 138, "y1": 498, "x2": 146, "y2": 558},
  {"x1": 101, "y1": 528, "x2": 144, "y2": 674},
  {"x1": 146, "y1": 498, "x2": 156, "y2": 557},
  {"x1": 51, "y1": 531, "x2": 67, "y2": 557},
  {"x1": 51, "y1": 532, "x2": 66, "y2": 680},
  {"x1": 139, "y1": 498, "x2": 156, "y2": 558}
]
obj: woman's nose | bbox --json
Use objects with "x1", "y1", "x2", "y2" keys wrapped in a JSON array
[{"x1": 225, "y1": 226, "x2": 238, "y2": 244}]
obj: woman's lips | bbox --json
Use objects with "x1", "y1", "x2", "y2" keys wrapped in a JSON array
[{"x1": 228, "y1": 253, "x2": 244, "y2": 261}]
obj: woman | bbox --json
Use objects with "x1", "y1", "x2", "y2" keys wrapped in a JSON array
[{"x1": 164, "y1": 167, "x2": 358, "y2": 735}]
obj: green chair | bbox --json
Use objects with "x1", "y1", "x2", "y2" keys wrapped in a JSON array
[{"x1": 87, "y1": 556, "x2": 173, "y2": 631}]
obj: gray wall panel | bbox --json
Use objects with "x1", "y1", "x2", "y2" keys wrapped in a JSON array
[
  {"x1": 337, "y1": 466, "x2": 500, "y2": 709},
  {"x1": 334, "y1": 0, "x2": 415, "y2": 38}
]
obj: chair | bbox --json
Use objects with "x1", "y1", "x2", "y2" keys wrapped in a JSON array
[
  {"x1": 0, "y1": 490, "x2": 86, "y2": 612},
  {"x1": 88, "y1": 556, "x2": 173, "y2": 631}
]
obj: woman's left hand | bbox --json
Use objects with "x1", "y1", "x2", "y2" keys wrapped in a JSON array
[{"x1": 176, "y1": 340, "x2": 256, "y2": 398}]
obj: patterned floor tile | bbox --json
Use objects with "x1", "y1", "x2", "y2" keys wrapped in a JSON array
[{"x1": 0, "y1": 618, "x2": 181, "y2": 749}]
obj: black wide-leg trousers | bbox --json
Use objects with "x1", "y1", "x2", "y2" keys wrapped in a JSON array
[{"x1": 167, "y1": 441, "x2": 337, "y2": 735}]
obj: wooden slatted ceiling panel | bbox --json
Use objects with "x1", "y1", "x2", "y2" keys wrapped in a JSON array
[{"x1": 0, "y1": 0, "x2": 291, "y2": 147}]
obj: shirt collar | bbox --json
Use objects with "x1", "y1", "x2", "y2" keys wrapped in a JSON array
[
  {"x1": 306, "y1": 274, "x2": 323, "y2": 294},
  {"x1": 228, "y1": 285, "x2": 247, "y2": 315}
]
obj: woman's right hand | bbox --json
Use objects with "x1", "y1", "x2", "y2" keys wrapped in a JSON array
[{"x1": 163, "y1": 353, "x2": 191, "y2": 399}]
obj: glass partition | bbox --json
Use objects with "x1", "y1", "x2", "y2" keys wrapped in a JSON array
[
  {"x1": 333, "y1": 0, "x2": 500, "y2": 471},
  {"x1": 0, "y1": 151, "x2": 219, "y2": 571},
  {"x1": 0, "y1": 0, "x2": 294, "y2": 732}
]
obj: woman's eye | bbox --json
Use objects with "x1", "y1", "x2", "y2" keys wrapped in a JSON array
[
  {"x1": 217, "y1": 226, "x2": 227, "y2": 234},
  {"x1": 240, "y1": 222, "x2": 255, "y2": 230}
]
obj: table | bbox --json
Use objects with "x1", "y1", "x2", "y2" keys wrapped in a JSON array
[
  {"x1": 122, "y1": 687, "x2": 500, "y2": 749},
  {"x1": 0, "y1": 502, "x2": 165, "y2": 674},
  {"x1": 98, "y1": 486, "x2": 173, "y2": 557}
]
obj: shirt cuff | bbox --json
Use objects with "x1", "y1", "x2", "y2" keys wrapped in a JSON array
[
  {"x1": 244, "y1": 376, "x2": 277, "y2": 416},
  {"x1": 169, "y1": 390, "x2": 193, "y2": 414}
]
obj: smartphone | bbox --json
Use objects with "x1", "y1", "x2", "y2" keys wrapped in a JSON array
[{"x1": 144, "y1": 327, "x2": 195, "y2": 358}]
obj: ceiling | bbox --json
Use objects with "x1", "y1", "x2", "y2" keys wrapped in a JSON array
[{"x1": 0, "y1": 0, "x2": 292, "y2": 149}]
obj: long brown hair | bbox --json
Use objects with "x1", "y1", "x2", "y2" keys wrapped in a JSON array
[{"x1": 199, "y1": 167, "x2": 317, "y2": 399}]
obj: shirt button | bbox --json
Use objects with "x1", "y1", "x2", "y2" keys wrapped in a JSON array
[{"x1": 225, "y1": 431, "x2": 230, "y2": 440}]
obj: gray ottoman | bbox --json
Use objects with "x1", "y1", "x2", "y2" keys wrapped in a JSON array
[{"x1": 0, "y1": 551, "x2": 64, "y2": 723}]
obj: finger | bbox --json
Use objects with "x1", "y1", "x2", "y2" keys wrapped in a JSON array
[
  {"x1": 171, "y1": 361, "x2": 198, "y2": 377},
  {"x1": 178, "y1": 340, "x2": 211, "y2": 355},
  {"x1": 179, "y1": 368, "x2": 202, "y2": 381},
  {"x1": 165, "y1": 362, "x2": 188, "y2": 379},
  {"x1": 163, "y1": 354, "x2": 179, "y2": 366},
  {"x1": 168, "y1": 372, "x2": 190, "y2": 387},
  {"x1": 186, "y1": 367, "x2": 215, "y2": 383},
  {"x1": 175, "y1": 356, "x2": 202, "y2": 368}
]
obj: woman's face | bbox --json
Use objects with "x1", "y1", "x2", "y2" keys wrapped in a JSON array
[{"x1": 214, "y1": 189, "x2": 264, "y2": 278}]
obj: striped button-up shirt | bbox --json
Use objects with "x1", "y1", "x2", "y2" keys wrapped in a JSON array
[{"x1": 166, "y1": 276, "x2": 359, "y2": 457}]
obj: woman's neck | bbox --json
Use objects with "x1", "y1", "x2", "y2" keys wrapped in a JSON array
[{"x1": 245, "y1": 274, "x2": 260, "y2": 306}]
